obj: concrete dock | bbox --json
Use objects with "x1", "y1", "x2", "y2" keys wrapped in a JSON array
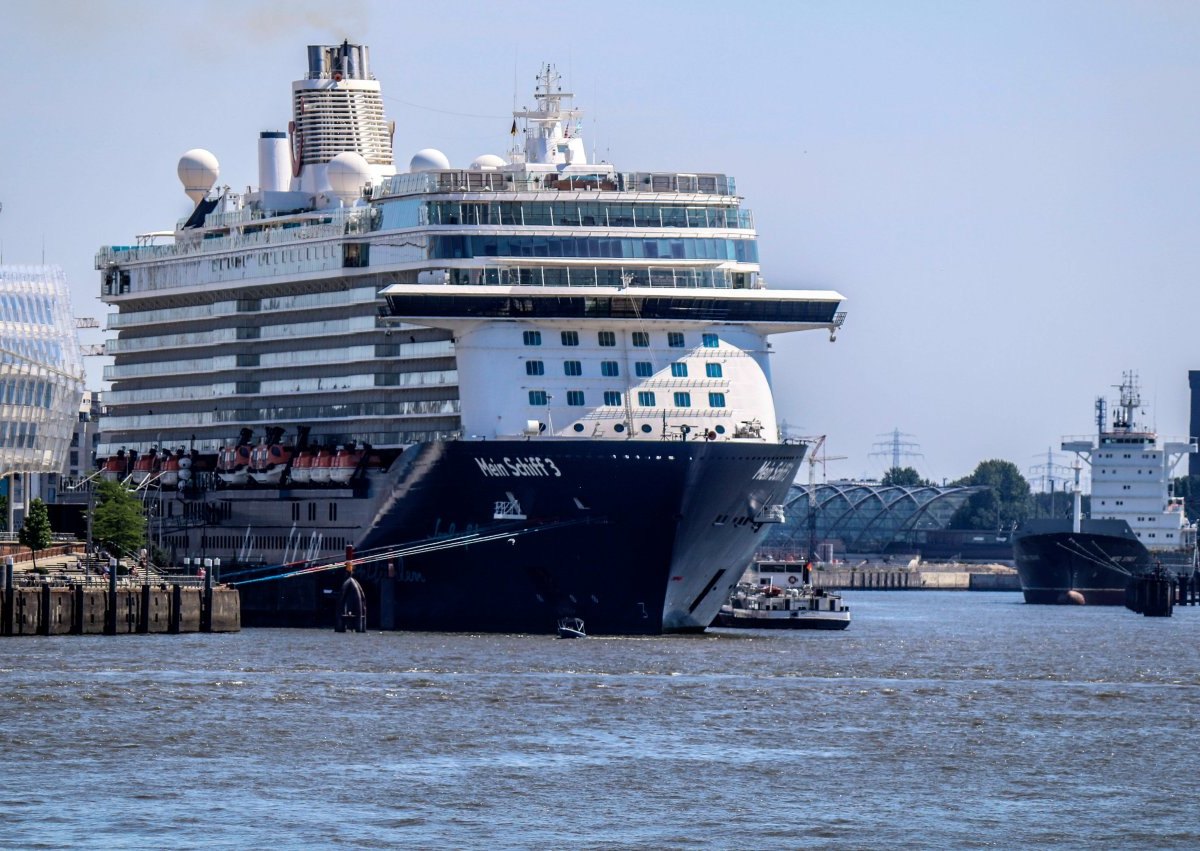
[{"x1": 0, "y1": 553, "x2": 239, "y2": 636}]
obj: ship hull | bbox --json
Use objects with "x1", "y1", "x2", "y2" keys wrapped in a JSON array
[
  {"x1": 164, "y1": 439, "x2": 805, "y2": 634},
  {"x1": 711, "y1": 611, "x2": 849, "y2": 630},
  {"x1": 1013, "y1": 519, "x2": 1195, "y2": 605}
]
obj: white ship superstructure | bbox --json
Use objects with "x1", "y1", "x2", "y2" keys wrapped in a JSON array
[
  {"x1": 1063, "y1": 373, "x2": 1197, "y2": 552},
  {"x1": 96, "y1": 48, "x2": 845, "y2": 460},
  {"x1": 91, "y1": 43, "x2": 848, "y2": 633}
]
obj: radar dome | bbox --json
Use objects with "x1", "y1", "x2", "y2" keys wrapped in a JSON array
[
  {"x1": 409, "y1": 148, "x2": 450, "y2": 172},
  {"x1": 470, "y1": 154, "x2": 506, "y2": 170},
  {"x1": 326, "y1": 151, "x2": 373, "y2": 204},
  {"x1": 177, "y1": 149, "x2": 219, "y2": 204}
]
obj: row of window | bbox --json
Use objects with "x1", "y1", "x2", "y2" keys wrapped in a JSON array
[
  {"x1": 0, "y1": 377, "x2": 57, "y2": 409},
  {"x1": 426, "y1": 201, "x2": 751, "y2": 230},
  {"x1": 526, "y1": 360, "x2": 723, "y2": 378},
  {"x1": 527, "y1": 390, "x2": 726, "y2": 408},
  {"x1": 430, "y1": 235, "x2": 758, "y2": 263},
  {"x1": 524, "y1": 330, "x2": 720, "y2": 348}
]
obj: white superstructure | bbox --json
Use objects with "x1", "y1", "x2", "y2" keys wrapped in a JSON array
[
  {"x1": 1063, "y1": 372, "x2": 1197, "y2": 552},
  {"x1": 95, "y1": 44, "x2": 846, "y2": 461}
]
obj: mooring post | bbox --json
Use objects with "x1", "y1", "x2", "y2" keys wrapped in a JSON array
[
  {"x1": 201, "y1": 557, "x2": 213, "y2": 633},
  {"x1": 2, "y1": 555, "x2": 13, "y2": 637},
  {"x1": 105, "y1": 556, "x2": 118, "y2": 635}
]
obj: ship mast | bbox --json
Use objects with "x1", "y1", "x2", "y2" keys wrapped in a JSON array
[
  {"x1": 511, "y1": 64, "x2": 587, "y2": 168},
  {"x1": 1112, "y1": 371, "x2": 1140, "y2": 432}
]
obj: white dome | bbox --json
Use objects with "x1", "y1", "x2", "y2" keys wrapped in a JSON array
[
  {"x1": 470, "y1": 154, "x2": 506, "y2": 170},
  {"x1": 409, "y1": 148, "x2": 450, "y2": 172},
  {"x1": 326, "y1": 151, "x2": 373, "y2": 204},
  {"x1": 178, "y1": 148, "x2": 219, "y2": 204}
]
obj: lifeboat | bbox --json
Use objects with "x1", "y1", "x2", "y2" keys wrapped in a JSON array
[
  {"x1": 217, "y1": 444, "x2": 252, "y2": 486},
  {"x1": 130, "y1": 450, "x2": 160, "y2": 486},
  {"x1": 100, "y1": 450, "x2": 128, "y2": 482},
  {"x1": 159, "y1": 450, "x2": 184, "y2": 488},
  {"x1": 328, "y1": 445, "x2": 364, "y2": 485},
  {"x1": 250, "y1": 441, "x2": 294, "y2": 485},
  {"x1": 310, "y1": 448, "x2": 334, "y2": 484},
  {"x1": 290, "y1": 449, "x2": 314, "y2": 484}
]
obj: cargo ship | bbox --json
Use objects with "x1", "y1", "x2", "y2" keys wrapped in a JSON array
[
  {"x1": 1013, "y1": 374, "x2": 1197, "y2": 605},
  {"x1": 93, "y1": 43, "x2": 846, "y2": 633}
]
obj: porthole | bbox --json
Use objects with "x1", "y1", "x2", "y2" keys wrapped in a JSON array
[
  {"x1": 715, "y1": 425, "x2": 726, "y2": 434},
  {"x1": 614, "y1": 423, "x2": 625, "y2": 433},
  {"x1": 640, "y1": 424, "x2": 653, "y2": 434},
  {"x1": 573, "y1": 423, "x2": 584, "y2": 433}
]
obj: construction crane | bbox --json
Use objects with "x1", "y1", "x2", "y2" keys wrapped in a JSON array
[
  {"x1": 75, "y1": 317, "x2": 105, "y2": 356},
  {"x1": 800, "y1": 436, "x2": 847, "y2": 565}
]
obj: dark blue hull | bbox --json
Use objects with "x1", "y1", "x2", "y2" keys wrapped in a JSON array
[
  {"x1": 169, "y1": 439, "x2": 805, "y2": 634},
  {"x1": 1013, "y1": 519, "x2": 1195, "y2": 605}
]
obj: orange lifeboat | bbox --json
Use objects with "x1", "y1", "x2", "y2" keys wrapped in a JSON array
[
  {"x1": 290, "y1": 449, "x2": 314, "y2": 484},
  {"x1": 159, "y1": 450, "x2": 184, "y2": 488},
  {"x1": 328, "y1": 445, "x2": 364, "y2": 485},
  {"x1": 217, "y1": 444, "x2": 252, "y2": 486},
  {"x1": 130, "y1": 450, "x2": 160, "y2": 486},
  {"x1": 310, "y1": 448, "x2": 334, "y2": 484},
  {"x1": 99, "y1": 450, "x2": 128, "y2": 482},
  {"x1": 251, "y1": 441, "x2": 294, "y2": 485}
]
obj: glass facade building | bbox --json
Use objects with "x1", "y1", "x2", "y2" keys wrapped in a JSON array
[
  {"x1": 758, "y1": 481, "x2": 981, "y2": 559},
  {"x1": 0, "y1": 266, "x2": 86, "y2": 476}
]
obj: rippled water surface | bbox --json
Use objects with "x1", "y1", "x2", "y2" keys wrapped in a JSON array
[{"x1": 2, "y1": 591, "x2": 1198, "y2": 849}]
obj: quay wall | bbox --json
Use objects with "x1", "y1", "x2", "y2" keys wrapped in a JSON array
[
  {"x1": 809, "y1": 569, "x2": 1021, "y2": 592},
  {"x1": 0, "y1": 584, "x2": 239, "y2": 636}
]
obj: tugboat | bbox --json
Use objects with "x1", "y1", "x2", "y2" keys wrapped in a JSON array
[
  {"x1": 1014, "y1": 372, "x2": 1199, "y2": 605},
  {"x1": 712, "y1": 582, "x2": 850, "y2": 630}
]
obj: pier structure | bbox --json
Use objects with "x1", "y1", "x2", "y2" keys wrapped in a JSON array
[{"x1": 0, "y1": 555, "x2": 239, "y2": 636}]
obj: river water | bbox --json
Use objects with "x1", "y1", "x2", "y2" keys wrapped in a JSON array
[{"x1": 1, "y1": 591, "x2": 1198, "y2": 849}]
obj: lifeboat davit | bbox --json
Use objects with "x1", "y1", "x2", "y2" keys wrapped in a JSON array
[
  {"x1": 217, "y1": 444, "x2": 252, "y2": 486},
  {"x1": 310, "y1": 448, "x2": 334, "y2": 484},
  {"x1": 250, "y1": 441, "x2": 294, "y2": 485},
  {"x1": 328, "y1": 445, "x2": 364, "y2": 485}
]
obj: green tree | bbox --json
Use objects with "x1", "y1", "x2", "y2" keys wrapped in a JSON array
[
  {"x1": 18, "y1": 498, "x2": 54, "y2": 570},
  {"x1": 91, "y1": 480, "x2": 146, "y2": 557},
  {"x1": 1172, "y1": 475, "x2": 1200, "y2": 525},
  {"x1": 881, "y1": 466, "x2": 932, "y2": 487},
  {"x1": 949, "y1": 459, "x2": 1032, "y2": 530}
]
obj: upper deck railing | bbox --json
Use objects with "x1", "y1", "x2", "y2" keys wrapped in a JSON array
[{"x1": 375, "y1": 170, "x2": 737, "y2": 199}]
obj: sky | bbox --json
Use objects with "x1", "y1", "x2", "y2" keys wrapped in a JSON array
[{"x1": 3, "y1": 0, "x2": 1199, "y2": 487}]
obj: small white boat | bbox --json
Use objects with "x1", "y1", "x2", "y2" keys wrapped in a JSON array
[
  {"x1": 557, "y1": 617, "x2": 586, "y2": 638},
  {"x1": 712, "y1": 582, "x2": 850, "y2": 630}
]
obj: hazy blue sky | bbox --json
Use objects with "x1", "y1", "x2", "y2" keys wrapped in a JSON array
[{"x1": 3, "y1": 0, "x2": 1199, "y2": 485}]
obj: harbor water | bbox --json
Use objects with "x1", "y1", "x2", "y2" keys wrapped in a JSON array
[{"x1": 2, "y1": 591, "x2": 1198, "y2": 849}]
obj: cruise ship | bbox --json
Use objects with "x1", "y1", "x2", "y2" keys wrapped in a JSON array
[
  {"x1": 1013, "y1": 374, "x2": 1198, "y2": 605},
  {"x1": 94, "y1": 42, "x2": 847, "y2": 633}
]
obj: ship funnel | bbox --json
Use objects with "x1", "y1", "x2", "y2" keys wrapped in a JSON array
[
  {"x1": 258, "y1": 131, "x2": 291, "y2": 192},
  {"x1": 291, "y1": 42, "x2": 395, "y2": 194},
  {"x1": 178, "y1": 149, "x2": 219, "y2": 204}
]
